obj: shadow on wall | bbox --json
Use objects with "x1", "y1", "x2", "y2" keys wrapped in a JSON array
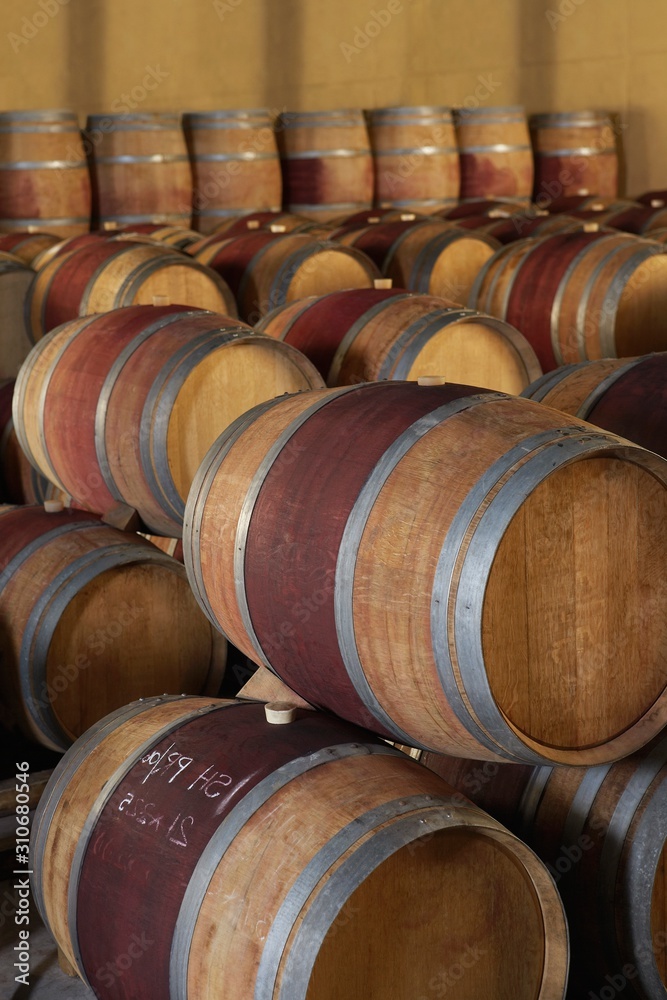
[
  {"x1": 65, "y1": 0, "x2": 107, "y2": 119},
  {"x1": 262, "y1": 0, "x2": 302, "y2": 111},
  {"x1": 517, "y1": 0, "x2": 555, "y2": 115}
]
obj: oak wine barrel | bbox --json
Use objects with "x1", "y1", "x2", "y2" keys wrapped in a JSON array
[
  {"x1": 0, "y1": 507, "x2": 226, "y2": 750},
  {"x1": 85, "y1": 112, "x2": 193, "y2": 228},
  {"x1": 184, "y1": 381, "x2": 667, "y2": 765},
  {"x1": 31, "y1": 695, "x2": 568, "y2": 999},
  {"x1": 0, "y1": 255, "x2": 37, "y2": 377},
  {"x1": 468, "y1": 231, "x2": 667, "y2": 370},
  {"x1": 530, "y1": 110, "x2": 619, "y2": 201},
  {"x1": 258, "y1": 289, "x2": 541, "y2": 392},
  {"x1": 420, "y1": 732, "x2": 667, "y2": 999},
  {"x1": 14, "y1": 305, "x2": 324, "y2": 535},
  {"x1": 334, "y1": 219, "x2": 498, "y2": 303},
  {"x1": 277, "y1": 109, "x2": 374, "y2": 221},
  {"x1": 522, "y1": 353, "x2": 667, "y2": 460},
  {"x1": 0, "y1": 231, "x2": 61, "y2": 265},
  {"x1": 0, "y1": 378, "x2": 67, "y2": 504},
  {"x1": 0, "y1": 110, "x2": 91, "y2": 236},
  {"x1": 454, "y1": 106, "x2": 534, "y2": 205},
  {"x1": 25, "y1": 239, "x2": 237, "y2": 339},
  {"x1": 365, "y1": 105, "x2": 460, "y2": 212},
  {"x1": 194, "y1": 231, "x2": 380, "y2": 322},
  {"x1": 184, "y1": 109, "x2": 282, "y2": 233}
]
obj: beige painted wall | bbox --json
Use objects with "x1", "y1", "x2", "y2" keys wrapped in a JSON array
[{"x1": 1, "y1": 0, "x2": 665, "y2": 193}]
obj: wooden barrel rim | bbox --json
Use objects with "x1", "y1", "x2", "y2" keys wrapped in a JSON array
[
  {"x1": 170, "y1": 739, "x2": 405, "y2": 999},
  {"x1": 572, "y1": 356, "x2": 646, "y2": 418},
  {"x1": 409, "y1": 228, "x2": 499, "y2": 293},
  {"x1": 467, "y1": 238, "x2": 532, "y2": 311},
  {"x1": 373, "y1": 308, "x2": 541, "y2": 382},
  {"x1": 269, "y1": 240, "x2": 377, "y2": 310}
]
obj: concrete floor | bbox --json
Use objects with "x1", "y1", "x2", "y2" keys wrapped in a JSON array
[{"x1": 0, "y1": 883, "x2": 93, "y2": 999}]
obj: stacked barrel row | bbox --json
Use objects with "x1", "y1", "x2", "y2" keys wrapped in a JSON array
[
  {"x1": 0, "y1": 105, "x2": 634, "y2": 237},
  {"x1": 0, "y1": 188, "x2": 663, "y2": 999}
]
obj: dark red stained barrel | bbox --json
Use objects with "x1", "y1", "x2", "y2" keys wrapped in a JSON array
[
  {"x1": 41, "y1": 304, "x2": 194, "y2": 514},
  {"x1": 440, "y1": 200, "x2": 516, "y2": 220},
  {"x1": 336, "y1": 220, "x2": 431, "y2": 270},
  {"x1": 504, "y1": 232, "x2": 610, "y2": 370},
  {"x1": 41, "y1": 241, "x2": 140, "y2": 333},
  {"x1": 584, "y1": 354, "x2": 667, "y2": 458},
  {"x1": 243, "y1": 381, "x2": 488, "y2": 728},
  {"x1": 193, "y1": 231, "x2": 280, "y2": 297},
  {"x1": 75, "y1": 702, "x2": 368, "y2": 1000},
  {"x1": 257, "y1": 288, "x2": 407, "y2": 375}
]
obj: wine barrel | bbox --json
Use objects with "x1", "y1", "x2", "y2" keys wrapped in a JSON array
[
  {"x1": 335, "y1": 220, "x2": 498, "y2": 303},
  {"x1": 0, "y1": 256, "x2": 38, "y2": 378},
  {"x1": 183, "y1": 109, "x2": 282, "y2": 233},
  {"x1": 530, "y1": 110, "x2": 619, "y2": 201},
  {"x1": 0, "y1": 110, "x2": 91, "y2": 236},
  {"x1": 183, "y1": 381, "x2": 667, "y2": 765},
  {"x1": 468, "y1": 231, "x2": 667, "y2": 370},
  {"x1": 454, "y1": 106, "x2": 534, "y2": 205},
  {"x1": 522, "y1": 353, "x2": 667, "y2": 460},
  {"x1": 194, "y1": 231, "x2": 380, "y2": 322},
  {"x1": 457, "y1": 212, "x2": 585, "y2": 244},
  {"x1": 85, "y1": 112, "x2": 192, "y2": 228},
  {"x1": 14, "y1": 305, "x2": 324, "y2": 535},
  {"x1": 31, "y1": 695, "x2": 568, "y2": 999},
  {"x1": 365, "y1": 105, "x2": 460, "y2": 212},
  {"x1": 29, "y1": 231, "x2": 108, "y2": 270},
  {"x1": 113, "y1": 223, "x2": 203, "y2": 249},
  {"x1": 277, "y1": 109, "x2": 374, "y2": 221},
  {"x1": 25, "y1": 240, "x2": 237, "y2": 339},
  {"x1": 0, "y1": 231, "x2": 61, "y2": 265},
  {"x1": 0, "y1": 507, "x2": 225, "y2": 750},
  {"x1": 440, "y1": 199, "x2": 519, "y2": 219},
  {"x1": 590, "y1": 205, "x2": 667, "y2": 235},
  {"x1": 258, "y1": 289, "x2": 541, "y2": 392},
  {"x1": 420, "y1": 733, "x2": 667, "y2": 999},
  {"x1": 0, "y1": 378, "x2": 67, "y2": 504}
]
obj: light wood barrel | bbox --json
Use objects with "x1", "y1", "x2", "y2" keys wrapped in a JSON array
[
  {"x1": 365, "y1": 105, "x2": 460, "y2": 212},
  {"x1": 469, "y1": 231, "x2": 667, "y2": 370},
  {"x1": 522, "y1": 353, "x2": 667, "y2": 460},
  {"x1": 85, "y1": 112, "x2": 193, "y2": 228},
  {"x1": 194, "y1": 231, "x2": 380, "y2": 322},
  {"x1": 31, "y1": 696, "x2": 568, "y2": 999},
  {"x1": 183, "y1": 109, "x2": 282, "y2": 234},
  {"x1": 334, "y1": 219, "x2": 498, "y2": 302},
  {"x1": 0, "y1": 110, "x2": 91, "y2": 236},
  {"x1": 26, "y1": 240, "x2": 237, "y2": 339},
  {"x1": 420, "y1": 733, "x2": 667, "y2": 998},
  {"x1": 258, "y1": 289, "x2": 541, "y2": 392},
  {"x1": 454, "y1": 106, "x2": 534, "y2": 205},
  {"x1": 0, "y1": 508, "x2": 225, "y2": 750},
  {"x1": 277, "y1": 109, "x2": 374, "y2": 222},
  {"x1": 183, "y1": 381, "x2": 667, "y2": 765},
  {"x1": 530, "y1": 110, "x2": 619, "y2": 201},
  {"x1": 0, "y1": 256, "x2": 38, "y2": 378},
  {"x1": 14, "y1": 305, "x2": 323, "y2": 535},
  {"x1": 0, "y1": 231, "x2": 61, "y2": 265}
]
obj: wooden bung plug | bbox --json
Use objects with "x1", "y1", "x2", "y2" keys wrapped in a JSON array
[
  {"x1": 269, "y1": 224, "x2": 287, "y2": 233},
  {"x1": 264, "y1": 702, "x2": 299, "y2": 724},
  {"x1": 417, "y1": 375, "x2": 447, "y2": 386},
  {"x1": 373, "y1": 278, "x2": 393, "y2": 289},
  {"x1": 246, "y1": 220, "x2": 261, "y2": 229},
  {"x1": 44, "y1": 500, "x2": 64, "y2": 513},
  {"x1": 152, "y1": 294, "x2": 170, "y2": 307}
]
